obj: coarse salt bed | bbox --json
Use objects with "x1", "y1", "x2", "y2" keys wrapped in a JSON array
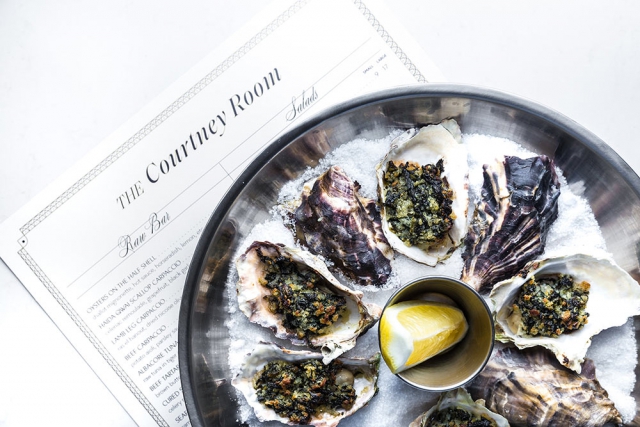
[
  {"x1": 587, "y1": 318, "x2": 638, "y2": 422},
  {"x1": 277, "y1": 134, "x2": 401, "y2": 204},
  {"x1": 225, "y1": 130, "x2": 637, "y2": 426},
  {"x1": 544, "y1": 175, "x2": 610, "y2": 259}
]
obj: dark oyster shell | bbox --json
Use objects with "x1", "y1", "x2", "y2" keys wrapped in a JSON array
[
  {"x1": 467, "y1": 346, "x2": 622, "y2": 427},
  {"x1": 293, "y1": 166, "x2": 393, "y2": 286},
  {"x1": 461, "y1": 155, "x2": 560, "y2": 293}
]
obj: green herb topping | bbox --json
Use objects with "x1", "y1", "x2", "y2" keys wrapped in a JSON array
[
  {"x1": 383, "y1": 159, "x2": 455, "y2": 247},
  {"x1": 258, "y1": 249, "x2": 347, "y2": 340},
  {"x1": 422, "y1": 407, "x2": 498, "y2": 427},
  {"x1": 254, "y1": 359, "x2": 357, "y2": 424},
  {"x1": 511, "y1": 274, "x2": 590, "y2": 338}
]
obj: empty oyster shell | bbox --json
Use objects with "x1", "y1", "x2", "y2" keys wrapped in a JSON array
[
  {"x1": 375, "y1": 119, "x2": 469, "y2": 266},
  {"x1": 461, "y1": 155, "x2": 560, "y2": 293},
  {"x1": 491, "y1": 254, "x2": 640, "y2": 373},
  {"x1": 293, "y1": 166, "x2": 393, "y2": 286},
  {"x1": 467, "y1": 346, "x2": 622, "y2": 427},
  {"x1": 232, "y1": 343, "x2": 379, "y2": 427},
  {"x1": 409, "y1": 388, "x2": 509, "y2": 427},
  {"x1": 236, "y1": 241, "x2": 381, "y2": 363}
]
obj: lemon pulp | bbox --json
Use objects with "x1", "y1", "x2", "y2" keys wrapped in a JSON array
[{"x1": 379, "y1": 300, "x2": 468, "y2": 374}]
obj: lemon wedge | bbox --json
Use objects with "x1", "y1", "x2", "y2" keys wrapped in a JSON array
[{"x1": 380, "y1": 300, "x2": 468, "y2": 374}]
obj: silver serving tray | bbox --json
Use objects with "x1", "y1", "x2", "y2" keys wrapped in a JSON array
[{"x1": 178, "y1": 84, "x2": 640, "y2": 426}]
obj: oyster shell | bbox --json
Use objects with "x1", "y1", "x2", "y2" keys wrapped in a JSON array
[
  {"x1": 467, "y1": 346, "x2": 622, "y2": 427},
  {"x1": 293, "y1": 166, "x2": 393, "y2": 286},
  {"x1": 491, "y1": 253, "x2": 640, "y2": 373},
  {"x1": 409, "y1": 388, "x2": 509, "y2": 427},
  {"x1": 461, "y1": 155, "x2": 560, "y2": 293},
  {"x1": 236, "y1": 241, "x2": 381, "y2": 363},
  {"x1": 375, "y1": 119, "x2": 469, "y2": 266},
  {"x1": 232, "y1": 343, "x2": 379, "y2": 427}
]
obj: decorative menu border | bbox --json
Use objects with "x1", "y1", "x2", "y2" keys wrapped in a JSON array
[
  {"x1": 14, "y1": 0, "x2": 426, "y2": 425},
  {"x1": 355, "y1": 0, "x2": 426, "y2": 83}
]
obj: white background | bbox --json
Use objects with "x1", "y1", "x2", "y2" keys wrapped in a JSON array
[{"x1": 1, "y1": 1, "x2": 639, "y2": 426}]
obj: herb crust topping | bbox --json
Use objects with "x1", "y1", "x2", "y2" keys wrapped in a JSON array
[
  {"x1": 422, "y1": 407, "x2": 498, "y2": 427},
  {"x1": 257, "y1": 249, "x2": 347, "y2": 340},
  {"x1": 254, "y1": 359, "x2": 357, "y2": 424},
  {"x1": 511, "y1": 274, "x2": 590, "y2": 338},
  {"x1": 383, "y1": 159, "x2": 455, "y2": 247}
]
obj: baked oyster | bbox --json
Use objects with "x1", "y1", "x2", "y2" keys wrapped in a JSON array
[
  {"x1": 236, "y1": 241, "x2": 381, "y2": 363},
  {"x1": 491, "y1": 254, "x2": 640, "y2": 373},
  {"x1": 409, "y1": 388, "x2": 509, "y2": 427},
  {"x1": 292, "y1": 166, "x2": 393, "y2": 286},
  {"x1": 461, "y1": 155, "x2": 560, "y2": 293},
  {"x1": 375, "y1": 119, "x2": 469, "y2": 266},
  {"x1": 232, "y1": 343, "x2": 379, "y2": 427},
  {"x1": 467, "y1": 346, "x2": 622, "y2": 427}
]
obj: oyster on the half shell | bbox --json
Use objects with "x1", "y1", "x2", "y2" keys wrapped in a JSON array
[
  {"x1": 409, "y1": 387, "x2": 509, "y2": 427},
  {"x1": 491, "y1": 254, "x2": 640, "y2": 373},
  {"x1": 232, "y1": 343, "x2": 379, "y2": 427},
  {"x1": 375, "y1": 119, "x2": 469, "y2": 266},
  {"x1": 236, "y1": 241, "x2": 381, "y2": 363},
  {"x1": 293, "y1": 166, "x2": 393, "y2": 286},
  {"x1": 467, "y1": 346, "x2": 622, "y2": 427}
]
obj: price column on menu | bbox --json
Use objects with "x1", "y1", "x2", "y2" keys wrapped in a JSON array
[{"x1": 357, "y1": 52, "x2": 407, "y2": 93}]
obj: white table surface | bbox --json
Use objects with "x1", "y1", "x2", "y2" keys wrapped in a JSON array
[{"x1": 1, "y1": 1, "x2": 639, "y2": 426}]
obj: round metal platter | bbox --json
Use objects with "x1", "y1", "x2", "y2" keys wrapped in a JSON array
[{"x1": 178, "y1": 84, "x2": 640, "y2": 426}]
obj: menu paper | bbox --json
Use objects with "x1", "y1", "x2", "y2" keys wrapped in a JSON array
[{"x1": 0, "y1": 0, "x2": 443, "y2": 426}]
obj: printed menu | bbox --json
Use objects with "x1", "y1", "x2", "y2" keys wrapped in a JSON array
[{"x1": 0, "y1": 0, "x2": 443, "y2": 425}]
